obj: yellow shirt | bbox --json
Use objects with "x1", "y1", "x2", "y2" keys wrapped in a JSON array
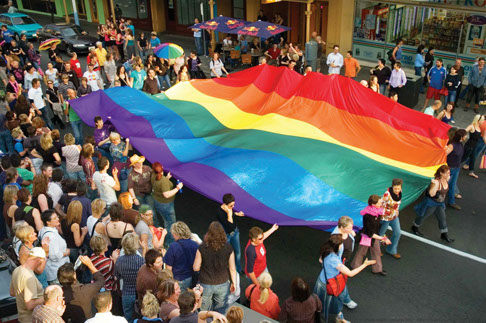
[
  {"x1": 10, "y1": 266, "x2": 43, "y2": 323},
  {"x1": 95, "y1": 48, "x2": 107, "y2": 66}
]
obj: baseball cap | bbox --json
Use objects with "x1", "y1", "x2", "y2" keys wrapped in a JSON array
[{"x1": 29, "y1": 247, "x2": 46, "y2": 259}]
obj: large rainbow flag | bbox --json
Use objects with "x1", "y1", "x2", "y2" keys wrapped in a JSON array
[{"x1": 71, "y1": 65, "x2": 450, "y2": 229}]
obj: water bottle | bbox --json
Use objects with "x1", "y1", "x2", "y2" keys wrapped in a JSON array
[{"x1": 176, "y1": 179, "x2": 183, "y2": 193}]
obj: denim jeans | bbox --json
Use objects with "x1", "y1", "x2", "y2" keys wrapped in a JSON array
[
  {"x1": 415, "y1": 66, "x2": 424, "y2": 93},
  {"x1": 178, "y1": 276, "x2": 192, "y2": 292},
  {"x1": 379, "y1": 217, "x2": 401, "y2": 255},
  {"x1": 447, "y1": 90, "x2": 457, "y2": 103},
  {"x1": 66, "y1": 170, "x2": 86, "y2": 181},
  {"x1": 200, "y1": 281, "x2": 230, "y2": 314},
  {"x1": 122, "y1": 294, "x2": 136, "y2": 323},
  {"x1": 157, "y1": 75, "x2": 171, "y2": 90},
  {"x1": 32, "y1": 157, "x2": 43, "y2": 175},
  {"x1": 153, "y1": 199, "x2": 176, "y2": 245},
  {"x1": 379, "y1": 83, "x2": 387, "y2": 95},
  {"x1": 71, "y1": 120, "x2": 84, "y2": 145},
  {"x1": 447, "y1": 167, "x2": 460, "y2": 205},
  {"x1": 0, "y1": 129, "x2": 13, "y2": 153},
  {"x1": 137, "y1": 194, "x2": 155, "y2": 212},
  {"x1": 413, "y1": 203, "x2": 448, "y2": 233},
  {"x1": 39, "y1": 108, "x2": 55, "y2": 129},
  {"x1": 227, "y1": 227, "x2": 242, "y2": 272},
  {"x1": 195, "y1": 37, "x2": 203, "y2": 56},
  {"x1": 464, "y1": 139, "x2": 486, "y2": 172}
]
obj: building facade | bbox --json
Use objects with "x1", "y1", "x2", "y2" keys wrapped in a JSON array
[{"x1": 353, "y1": 0, "x2": 486, "y2": 75}]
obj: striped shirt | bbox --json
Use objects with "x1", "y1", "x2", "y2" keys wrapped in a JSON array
[
  {"x1": 115, "y1": 254, "x2": 144, "y2": 296},
  {"x1": 90, "y1": 254, "x2": 116, "y2": 291}
]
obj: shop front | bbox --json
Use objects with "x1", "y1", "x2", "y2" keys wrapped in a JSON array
[{"x1": 352, "y1": 0, "x2": 486, "y2": 76}]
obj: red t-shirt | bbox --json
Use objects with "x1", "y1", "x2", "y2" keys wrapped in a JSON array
[
  {"x1": 245, "y1": 240, "x2": 267, "y2": 278},
  {"x1": 70, "y1": 58, "x2": 83, "y2": 78},
  {"x1": 267, "y1": 48, "x2": 281, "y2": 60}
]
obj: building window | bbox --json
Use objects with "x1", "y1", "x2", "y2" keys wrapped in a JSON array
[
  {"x1": 233, "y1": 0, "x2": 245, "y2": 20},
  {"x1": 176, "y1": 0, "x2": 209, "y2": 25},
  {"x1": 113, "y1": 0, "x2": 148, "y2": 20},
  {"x1": 21, "y1": 0, "x2": 57, "y2": 15}
]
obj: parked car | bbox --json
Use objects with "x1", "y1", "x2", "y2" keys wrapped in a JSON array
[
  {"x1": 0, "y1": 13, "x2": 41, "y2": 40},
  {"x1": 0, "y1": 248, "x2": 17, "y2": 323},
  {"x1": 37, "y1": 23, "x2": 98, "y2": 55}
]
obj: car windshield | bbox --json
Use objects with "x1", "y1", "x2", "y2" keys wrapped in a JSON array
[
  {"x1": 61, "y1": 26, "x2": 83, "y2": 37},
  {"x1": 11, "y1": 16, "x2": 36, "y2": 25}
]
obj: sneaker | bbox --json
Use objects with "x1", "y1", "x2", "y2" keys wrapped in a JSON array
[
  {"x1": 335, "y1": 312, "x2": 351, "y2": 323},
  {"x1": 448, "y1": 203, "x2": 462, "y2": 210},
  {"x1": 344, "y1": 300, "x2": 358, "y2": 309},
  {"x1": 450, "y1": 120, "x2": 456, "y2": 124}
]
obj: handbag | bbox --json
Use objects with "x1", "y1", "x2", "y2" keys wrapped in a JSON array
[
  {"x1": 243, "y1": 284, "x2": 257, "y2": 307},
  {"x1": 439, "y1": 87, "x2": 449, "y2": 96},
  {"x1": 322, "y1": 258, "x2": 347, "y2": 297},
  {"x1": 480, "y1": 153, "x2": 486, "y2": 169}
]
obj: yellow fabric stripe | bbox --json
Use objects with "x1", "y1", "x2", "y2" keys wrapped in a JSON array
[{"x1": 164, "y1": 82, "x2": 439, "y2": 178}]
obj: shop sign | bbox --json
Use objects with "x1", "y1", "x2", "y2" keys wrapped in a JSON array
[
  {"x1": 473, "y1": 38, "x2": 485, "y2": 45},
  {"x1": 467, "y1": 15, "x2": 486, "y2": 24},
  {"x1": 388, "y1": 0, "x2": 486, "y2": 12}
]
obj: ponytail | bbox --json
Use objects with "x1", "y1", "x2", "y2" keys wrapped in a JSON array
[
  {"x1": 152, "y1": 162, "x2": 164, "y2": 180},
  {"x1": 257, "y1": 272, "x2": 272, "y2": 304}
]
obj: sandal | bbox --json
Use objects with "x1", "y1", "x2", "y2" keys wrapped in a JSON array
[
  {"x1": 469, "y1": 172, "x2": 479, "y2": 179},
  {"x1": 454, "y1": 194, "x2": 462, "y2": 199}
]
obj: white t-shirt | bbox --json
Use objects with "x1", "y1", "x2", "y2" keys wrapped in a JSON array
[
  {"x1": 44, "y1": 68, "x2": 59, "y2": 86},
  {"x1": 93, "y1": 171, "x2": 117, "y2": 206},
  {"x1": 83, "y1": 71, "x2": 100, "y2": 91},
  {"x1": 48, "y1": 182, "x2": 63, "y2": 206},
  {"x1": 28, "y1": 87, "x2": 45, "y2": 109}
]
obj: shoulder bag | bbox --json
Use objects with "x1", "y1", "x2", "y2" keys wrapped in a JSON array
[
  {"x1": 322, "y1": 257, "x2": 347, "y2": 297},
  {"x1": 243, "y1": 284, "x2": 257, "y2": 307}
]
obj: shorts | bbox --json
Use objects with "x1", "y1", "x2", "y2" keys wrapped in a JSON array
[{"x1": 426, "y1": 86, "x2": 441, "y2": 100}]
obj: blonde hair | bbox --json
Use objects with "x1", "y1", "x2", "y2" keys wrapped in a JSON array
[
  {"x1": 257, "y1": 272, "x2": 273, "y2": 304},
  {"x1": 141, "y1": 291, "x2": 159, "y2": 318},
  {"x1": 337, "y1": 216, "x2": 353, "y2": 229},
  {"x1": 11, "y1": 126, "x2": 23, "y2": 139},
  {"x1": 90, "y1": 235, "x2": 107, "y2": 255},
  {"x1": 226, "y1": 306, "x2": 244, "y2": 323},
  {"x1": 472, "y1": 114, "x2": 482, "y2": 125},
  {"x1": 3, "y1": 185, "x2": 19, "y2": 204},
  {"x1": 109, "y1": 132, "x2": 121, "y2": 142},
  {"x1": 16, "y1": 225, "x2": 34, "y2": 243},
  {"x1": 171, "y1": 221, "x2": 192, "y2": 240},
  {"x1": 121, "y1": 232, "x2": 139, "y2": 255},
  {"x1": 18, "y1": 114, "x2": 28, "y2": 123},
  {"x1": 40, "y1": 133, "x2": 53, "y2": 151},
  {"x1": 66, "y1": 200, "x2": 83, "y2": 226},
  {"x1": 91, "y1": 198, "x2": 106, "y2": 216},
  {"x1": 64, "y1": 133, "x2": 75, "y2": 145}
]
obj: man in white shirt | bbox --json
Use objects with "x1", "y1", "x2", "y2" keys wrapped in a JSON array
[
  {"x1": 93, "y1": 156, "x2": 120, "y2": 207},
  {"x1": 28, "y1": 78, "x2": 54, "y2": 129},
  {"x1": 47, "y1": 168, "x2": 63, "y2": 206},
  {"x1": 326, "y1": 44, "x2": 344, "y2": 75},
  {"x1": 83, "y1": 63, "x2": 102, "y2": 91},
  {"x1": 85, "y1": 291, "x2": 127, "y2": 323}
]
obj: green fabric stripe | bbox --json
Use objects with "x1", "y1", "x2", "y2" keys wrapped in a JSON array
[{"x1": 152, "y1": 93, "x2": 430, "y2": 205}]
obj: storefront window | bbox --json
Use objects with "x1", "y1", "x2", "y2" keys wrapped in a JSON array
[
  {"x1": 22, "y1": 0, "x2": 57, "y2": 15},
  {"x1": 177, "y1": 0, "x2": 209, "y2": 25},
  {"x1": 113, "y1": 0, "x2": 148, "y2": 20}
]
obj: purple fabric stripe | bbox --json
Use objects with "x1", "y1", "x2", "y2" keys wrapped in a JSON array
[{"x1": 70, "y1": 90, "x2": 336, "y2": 230}]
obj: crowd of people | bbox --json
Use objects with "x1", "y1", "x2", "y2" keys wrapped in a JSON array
[{"x1": 0, "y1": 8, "x2": 484, "y2": 323}]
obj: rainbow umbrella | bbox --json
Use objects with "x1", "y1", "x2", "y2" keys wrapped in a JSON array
[
  {"x1": 39, "y1": 38, "x2": 61, "y2": 50},
  {"x1": 153, "y1": 43, "x2": 184, "y2": 59}
]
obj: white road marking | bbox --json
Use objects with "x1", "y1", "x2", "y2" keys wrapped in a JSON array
[{"x1": 386, "y1": 228, "x2": 486, "y2": 264}]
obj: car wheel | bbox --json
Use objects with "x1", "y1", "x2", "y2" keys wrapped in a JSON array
[
  {"x1": 66, "y1": 45, "x2": 73, "y2": 56},
  {"x1": 14, "y1": 33, "x2": 19, "y2": 42}
]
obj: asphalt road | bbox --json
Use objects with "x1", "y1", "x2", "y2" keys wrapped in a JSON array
[{"x1": 25, "y1": 14, "x2": 486, "y2": 321}]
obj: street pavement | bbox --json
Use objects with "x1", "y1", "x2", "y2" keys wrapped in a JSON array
[{"x1": 25, "y1": 12, "x2": 486, "y2": 321}]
